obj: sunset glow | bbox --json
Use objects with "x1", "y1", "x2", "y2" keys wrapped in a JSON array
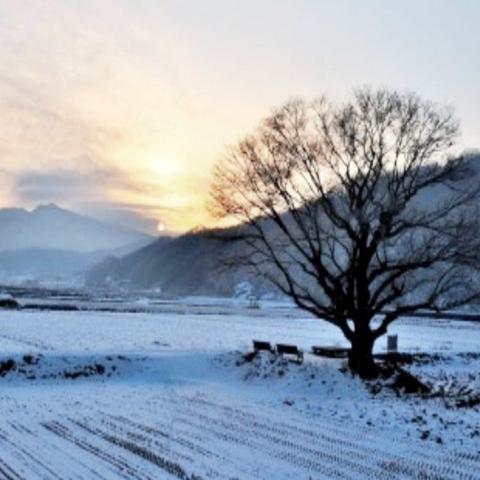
[{"x1": 0, "y1": 1, "x2": 478, "y2": 233}]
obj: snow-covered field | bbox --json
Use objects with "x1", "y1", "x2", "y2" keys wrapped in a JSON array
[{"x1": 0, "y1": 305, "x2": 479, "y2": 479}]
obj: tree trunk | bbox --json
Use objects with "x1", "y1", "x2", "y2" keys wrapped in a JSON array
[{"x1": 348, "y1": 332, "x2": 377, "y2": 379}]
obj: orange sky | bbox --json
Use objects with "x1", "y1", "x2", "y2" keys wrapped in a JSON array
[{"x1": 0, "y1": 0, "x2": 478, "y2": 233}]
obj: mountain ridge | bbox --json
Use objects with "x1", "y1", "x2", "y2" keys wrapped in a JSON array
[{"x1": 0, "y1": 203, "x2": 154, "y2": 253}]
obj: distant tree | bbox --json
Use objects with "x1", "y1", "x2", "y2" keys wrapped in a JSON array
[{"x1": 210, "y1": 88, "x2": 480, "y2": 378}]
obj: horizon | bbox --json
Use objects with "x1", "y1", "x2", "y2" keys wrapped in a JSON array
[{"x1": 0, "y1": 0, "x2": 479, "y2": 234}]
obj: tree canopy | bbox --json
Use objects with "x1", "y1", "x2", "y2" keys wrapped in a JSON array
[{"x1": 210, "y1": 88, "x2": 480, "y2": 377}]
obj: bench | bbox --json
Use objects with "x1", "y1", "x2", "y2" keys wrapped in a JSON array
[
  {"x1": 276, "y1": 343, "x2": 304, "y2": 363},
  {"x1": 252, "y1": 340, "x2": 274, "y2": 353},
  {"x1": 311, "y1": 346, "x2": 350, "y2": 358}
]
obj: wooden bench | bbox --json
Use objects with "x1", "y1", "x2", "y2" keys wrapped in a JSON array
[
  {"x1": 276, "y1": 343, "x2": 304, "y2": 363},
  {"x1": 311, "y1": 346, "x2": 350, "y2": 358},
  {"x1": 252, "y1": 340, "x2": 274, "y2": 353}
]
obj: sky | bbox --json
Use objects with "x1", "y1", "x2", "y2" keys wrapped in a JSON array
[{"x1": 0, "y1": 0, "x2": 479, "y2": 234}]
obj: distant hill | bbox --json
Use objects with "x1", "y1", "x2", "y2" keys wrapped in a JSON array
[
  {"x1": 86, "y1": 230, "x2": 268, "y2": 296},
  {"x1": 0, "y1": 248, "x2": 106, "y2": 282},
  {"x1": 0, "y1": 203, "x2": 153, "y2": 253},
  {"x1": 0, "y1": 204, "x2": 156, "y2": 282},
  {"x1": 0, "y1": 239, "x2": 154, "y2": 283}
]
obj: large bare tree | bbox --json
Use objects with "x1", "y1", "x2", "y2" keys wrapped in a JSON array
[{"x1": 210, "y1": 88, "x2": 480, "y2": 378}]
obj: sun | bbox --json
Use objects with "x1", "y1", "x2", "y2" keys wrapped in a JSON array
[{"x1": 157, "y1": 222, "x2": 166, "y2": 233}]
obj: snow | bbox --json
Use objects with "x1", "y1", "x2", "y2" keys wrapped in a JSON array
[{"x1": 0, "y1": 304, "x2": 479, "y2": 479}]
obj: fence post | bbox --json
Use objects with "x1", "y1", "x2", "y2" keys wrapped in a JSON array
[{"x1": 387, "y1": 334, "x2": 398, "y2": 353}]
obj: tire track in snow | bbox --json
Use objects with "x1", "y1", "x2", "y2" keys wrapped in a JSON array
[
  {"x1": 42, "y1": 420, "x2": 156, "y2": 480},
  {"x1": 2, "y1": 420, "x2": 116, "y2": 480},
  {"x1": 174, "y1": 393, "x2": 480, "y2": 478},
  {"x1": 72, "y1": 419, "x2": 203, "y2": 480},
  {"x1": 0, "y1": 394, "x2": 477, "y2": 480},
  {"x1": 0, "y1": 427, "x2": 64, "y2": 480},
  {"x1": 94, "y1": 412, "x2": 266, "y2": 479},
  {"x1": 125, "y1": 391, "x2": 480, "y2": 480}
]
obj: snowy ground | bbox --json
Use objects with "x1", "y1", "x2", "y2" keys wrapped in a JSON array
[{"x1": 0, "y1": 305, "x2": 479, "y2": 479}]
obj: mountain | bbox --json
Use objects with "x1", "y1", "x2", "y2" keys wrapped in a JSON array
[
  {"x1": 0, "y1": 240, "x2": 155, "y2": 283},
  {"x1": 86, "y1": 230, "x2": 267, "y2": 296},
  {"x1": 0, "y1": 248, "x2": 106, "y2": 282},
  {"x1": 0, "y1": 204, "x2": 156, "y2": 283},
  {"x1": 0, "y1": 204, "x2": 153, "y2": 253}
]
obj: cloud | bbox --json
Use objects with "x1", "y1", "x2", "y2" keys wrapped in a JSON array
[
  {"x1": 78, "y1": 201, "x2": 170, "y2": 235},
  {"x1": 0, "y1": 2, "x2": 217, "y2": 231},
  {"x1": 8, "y1": 165, "x2": 210, "y2": 234},
  {"x1": 8, "y1": 167, "x2": 158, "y2": 232},
  {"x1": 14, "y1": 169, "x2": 116, "y2": 203}
]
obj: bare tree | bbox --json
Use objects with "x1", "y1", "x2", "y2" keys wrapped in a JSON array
[{"x1": 210, "y1": 88, "x2": 480, "y2": 378}]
